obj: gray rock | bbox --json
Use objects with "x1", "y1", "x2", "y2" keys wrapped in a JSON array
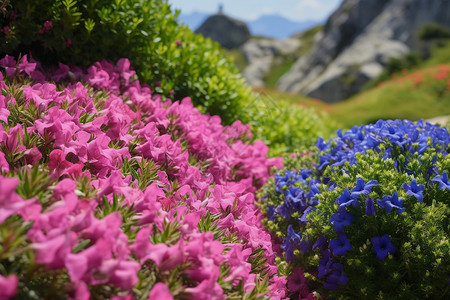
[
  {"x1": 277, "y1": 0, "x2": 450, "y2": 102},
  {"x1": 241, "y1": 38, "x2": 301, "y2": 87},
  {"x1": 195, "y1": 13, "x2": 250, "y2": 49}
]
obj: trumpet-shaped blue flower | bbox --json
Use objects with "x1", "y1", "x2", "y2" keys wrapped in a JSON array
[
  {"x1": 376, "y1": 192, "x2": 405, "y2": 214},
  {"x1": 371, "y1": 235, "x2": 396, "y2": 260},
  {"x1": 329, "y1": 232, "x2": 352, "y2": 256},
  {"x1": 431, "y1": 171, "x2": 450, "y2": 191},
  {"x1": 336, "y1": 188, "x2": 359, "y2": 212},
  {"x1": 365, "y1": 197, "x2": 376, "y2": 216},
  {"x1": 351, "y1": 178, "x2": 378, "y2": 198},
  {"x1": 401, "y1": 179, "x2": 425, "y2": 202},
  {"x1": 324, "y1": 263, "x2": 349, "y2": 290},
  {"x1": 330, "y1": 211, "x2": 354, "y2": 232}
]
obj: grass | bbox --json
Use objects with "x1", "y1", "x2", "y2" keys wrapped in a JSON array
[
  {"x1": 258, "y1": 63, "x2": 450, "y2": 131},
  {"x1": 263, "y1": 57, "x2": 296, "y2": 88},
  {"x1": 327, "y1": 65, "x2": 450, "y2": 128},
  {"x1": 294, "y1": 25, "x2": 324, "y2": 57}
]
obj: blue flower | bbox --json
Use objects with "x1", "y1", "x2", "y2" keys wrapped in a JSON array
[
  {"x1": 281, "y1": 225, "x2": 301, "y2": 262},
  {"x1": 336, "y1": 188, "x2": 359, "y2": 212},
  {"x1": 329, "y1": 232, "x2": 352, "y2": 256},
  {"x1": 376, "y1": 192, "x2": 406, "y2": 214},
  {"x1": 401, "y1": 179, "x2": 425, "y2": 202},
  {"x1": 313, "y1": 235, "x2": 327, "y2": 251},
  {"x1": 282, "y1": 225, "x2": 311, "y2": 261},
  {"x1": 365, "y1": 197, "x2": 376, "y2": 216},
  {"x1": 298, "y1": 206, "x2": 316, "y2": 225},
  {"x1": 330, "y1": 211, "x2": 354, "y2": 232},
  {"x1": 318, "y1": 249, "x2": 333, "y2": 278},
  {"x1": 267, "y1": 204, "x2": 276, "y2": 221},
  {"x1": 351, "y1": 178, "x2": 378, "y2": 198},
  {"x1": 371, "y1": 235, "x2": 396, "y2": 260},
  {"x1": 323, "y1": 263, "x2": 349, "y2": 290},
  {"x1": 431, "y1": 171, "x2": 450, "y2": 191}
]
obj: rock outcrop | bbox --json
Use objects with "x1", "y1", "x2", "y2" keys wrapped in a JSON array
[
  {"x1": 242, "y1": 38, "x2": 301, "y2": 87},
  {"x1": 277, "y1": 0, "x2": 450, "y2": 102},
  {"x1": 195, "y1": 13, "x2": 250, "y2": 49}
]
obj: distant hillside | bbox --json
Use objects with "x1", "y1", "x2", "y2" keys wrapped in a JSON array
[
  {"x1": 248, "y1": 14, "x2": 320, "y2": 40},
  {"x1": 179, "y1": 12, "x2": 321, "y2": 40}
]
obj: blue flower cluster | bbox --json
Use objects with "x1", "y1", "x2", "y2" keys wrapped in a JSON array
[{"x1": 268, "y1": 119, "x2": 450, "y2": 290}]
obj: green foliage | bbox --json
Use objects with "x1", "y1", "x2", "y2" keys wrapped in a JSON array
[
  {"x1": 303, "y1": 149, "x2": 449, "y2": 299},
  {"x1": 245, "y1": 93, "x2": 337, "y2": 157},
  {"x1": 1, "y1": 0, "x2": 253, "y2": 124},
  {"x1": 418, "y1": 23, "x2": 450, "y2": 41}
]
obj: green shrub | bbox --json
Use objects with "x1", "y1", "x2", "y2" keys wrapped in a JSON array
[
  {"x1": 0, "y1": 0, "x2": 252, "y2": 124},
  {"x1": 245, "y1": 94, "x2": 337, "y2": 157},
  {"x1": 261, "y1": 120, "x2": 450, "y2": 298},
  {"x1": 418, "y1": 23, "x2": 450, "y2": 41}
]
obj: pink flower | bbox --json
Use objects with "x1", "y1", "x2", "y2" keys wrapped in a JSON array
[
  {"x1": 52, "y1": 63, "x2": 70, "y2": 81},
  {"x1": 66, "y1": 38, "x2": 72, "y2": 47},
  {"x1": 18, "y1": 55, "x2": 37, "y2": 76},
  {"x1": 40, "y1": 20, "x2": 52, "y2": 33},
  {"x1": 0, "y1": 94, "x2": 10, "y2": 123},
  {"x1": 0, "y1": 151, "x2": 9, "y2": 172},
  {"x1": 1, "y1": 26, "x2": 11, "y2": 35},
  {"x1": 175, "y1": 40, "x2": 182, "y2": 46},
  {"x1": 148, "y1": 282, "x2": 173, "y2": 300},
  {"x1": 184, "y1": 277, "x2": 224, "y2": 300},
  {"x1": 0, "y1": 274, "x2": 18, "y2": 299},
  {"x1": 0, "y1": 55, "x2": 17, "y2": 77},
  {"x1": 144, "y1": 241, "x2": 185, "y2": 271}
]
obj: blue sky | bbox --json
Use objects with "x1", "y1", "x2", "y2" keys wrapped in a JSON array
[{"x1": 168, "y1": 0, "x2": 342, "y2": 22}]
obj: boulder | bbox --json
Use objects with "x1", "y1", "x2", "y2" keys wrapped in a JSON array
[
  {"x1": 242, "y1": 38, "x2": 301, "y2": 87},
  {"x1": 277, "y1": 0, "x2": 450, "y2": 102},
  {"x1": 195, "y1": 13, "x2": 250, "y2": 49}
]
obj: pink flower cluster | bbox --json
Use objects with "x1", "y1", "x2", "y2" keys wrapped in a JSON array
[{"x1": 0, "y1": 55, "x2": 289, "y2": 299}]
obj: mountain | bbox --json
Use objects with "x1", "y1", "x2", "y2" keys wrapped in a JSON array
[
  {"x1": 179, "y1": 12, "x2": 321, "y2": 40},
  {"x1": 248, "y1": 14, "x2": 320, "y2": 40},
  {"x1": 178, "y1": 12, "x2": 209, "y2": 30},
  {"x1": 277, "y1": 0, "x2": 450, "y2": 103}
]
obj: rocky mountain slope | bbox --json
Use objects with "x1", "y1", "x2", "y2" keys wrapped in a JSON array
[{"x1": 277, "y1": 0, "x2": 450, "y2": 102}]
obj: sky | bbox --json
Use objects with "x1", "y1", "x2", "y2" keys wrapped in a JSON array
[{"x1": 168, "y1": 0, "x2": 343, "y2": 22}]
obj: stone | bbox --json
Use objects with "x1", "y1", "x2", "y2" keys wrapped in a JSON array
[
  {"x1": 241, "y1": 38, "x2": 301, "y2": 87},
  {"x1": 195, "y1": 13, "x2": 250, "y2": 49}
]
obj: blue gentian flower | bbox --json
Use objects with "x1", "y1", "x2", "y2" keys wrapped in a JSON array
[
  {"x1": 371, "y1": 235, "x2": 396, "y2": 260},
  {"x1": 330, "y1": 211, "x2": 354, "y2": 232},
  {"x1": 267, "y1": 204, "x2": 276, "y2": 221},
  {"x1": 313, "y1": 235, "x2": 327, "y2": 251},
  {"x1": 401, "y1": 179, "x2": 425, "y2": 202},
  {"x1": 298, "y1": 206, "x2": 316, "y2": 225},
  {"x1": 329, "y1": 232, "x2": 352, "y2": 256},
  {"x1": 324, "y1": 263, "x2": 349, "y2": 290},
  {"x1": 376, "y1": 192, "x2": 406, "y2": 214},
  {"x1": 365, "y1": 197, "x2": 376, "y2": 216},
  {"x1": 318, "y1": 249, "x2": 333, "y2": 278},
  {"x1": 286, "y1": 187, "x2": 308, "y2": 211},
  {"x1": 336, "y1": 188, "x2": 359, "y2": 212},
  {"x1": 431, "y1": 171, "x2": 450, "y2": 191},
  {"x1": 282, "y1": 225, "x2": 311, "y2": 261},
  {"x1": 281, "y1": 225, "x2": 301, "y2": 262},
  {"x1": 351, "y1": 178, "x2": 378, "y2": 198}
]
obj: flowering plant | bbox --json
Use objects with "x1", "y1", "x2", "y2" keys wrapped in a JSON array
[
  {"x1": 0, "y1": 55, "x2": 293, "y2": 299},
  {"x1": 261, "y1": 119, "x2": 450, "y2": 299}
]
